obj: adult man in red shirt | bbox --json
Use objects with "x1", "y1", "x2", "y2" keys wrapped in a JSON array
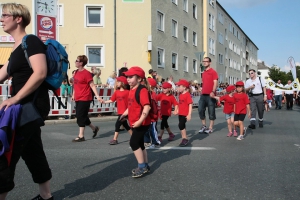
[{"x1": 198, "y1": 57, "x2": 218, "y2": 134}]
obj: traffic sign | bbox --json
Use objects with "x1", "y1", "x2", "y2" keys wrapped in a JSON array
[{"x1": 36, "y1": 15, "x2": 56, "y2": 42}]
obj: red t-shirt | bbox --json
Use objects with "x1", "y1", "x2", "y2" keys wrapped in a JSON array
[
  {"x1": 178, "y1": 92, "x2": 193, "y2": 116},
  {"x1": 157, "y1": 93, "x2": 178, "y2": 116},
  {"x1": 233, "y1": 93, "x2": 250, "y2": 114},
  {"x1": 73, "y1": 69, "x2": 93, "y2": 101},
  {"x1": 110, "y1": 90, "x2": 129, "y2": 115},
  {"x1": 127, "y1": 87, "x2": 151, "y2": 126},
  {"x1": 266, "y1": 89, "x2": 273, "y2": 100},
  {"x1": 202, "y1": 68, "x2": 218, "y2": 94},
  {"x1": 219, "y1": 94, "x2": 234, "y2": 114}
]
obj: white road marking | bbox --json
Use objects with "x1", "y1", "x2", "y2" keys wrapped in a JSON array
[
  {"x1": 294, "y1": 144, "x2": 300, "y2": 147},
  {"x1": 149, "y1": 147, "x2": 216, "y2": 150}
]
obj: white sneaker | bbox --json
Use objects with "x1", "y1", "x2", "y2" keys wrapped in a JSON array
[
  {"x1": 204, "y1": 129, "x2": 213, "y2": 134},
  {"x1": 237, "y1": 135, "x2": 244, "y2": 140},
  {"x1": 198, "y1": 125, "x2": 207, "y2": 133}
]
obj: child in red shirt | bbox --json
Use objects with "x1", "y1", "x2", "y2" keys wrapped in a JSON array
[
  {"x1": 156, "y1": 82, "x2": 178, "y2": 143},
  {"x1": 121, "y1": 66, "x2": 151, "y2": 178},
  {"x1": 175, "y1": 79, "x2": 193, "y2": 146},
  {"x1": 233, "y1": 81, "x2": 251, "y2": 141},
  {"x1": 265, "y1": 89, "x2": 273, "y2": 111},
  {"x1": 100, "y1": 76, "x2": 132, "y2": 145},
  {"x1": 214, "y1": 85, "x2": 238, "y2": 137},
  {"x1": 143, "y1": 78, "x2": 161, "y2": 148}
]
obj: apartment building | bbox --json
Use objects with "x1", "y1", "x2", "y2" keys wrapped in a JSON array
[{"x1": 0, "y1": 0, "x2": 258, "y2": 84}]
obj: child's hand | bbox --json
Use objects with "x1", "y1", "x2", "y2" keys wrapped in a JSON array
[
  {"x1": 186, "y1": 115, "x2": 191, "y2": 121},
  {"x1": 132, "y1": 120, "x2": 142, "y2": 128},
  {"x1": 172, "y1": 110, "x2": 178, "y2": 115},
  {"x1": 248, "y1": 112, "x2": 251, "y2": 119}
]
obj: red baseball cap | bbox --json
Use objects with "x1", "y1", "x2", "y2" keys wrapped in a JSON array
[
  {"x1": 175, "y1": 79, "x2": 190, "y2": 88},
  {"x1": 226, "y1": 85, "x2": 235, "y2": 92},
  {"x1": 147, "y1": 78, "x2": 157, "y2": 87},
  {"x1": 123, "y1": 66, "x2": 145, "y2": 79},
  {"x1": 162, "y1": 82, "x2": 172, "y2": 89},
  {"x1": 235, "y1": 81, "x2": 244, "y2": 86},
  {"x1": 116, "y1": 76, "x2": 128, "y2": 85}
]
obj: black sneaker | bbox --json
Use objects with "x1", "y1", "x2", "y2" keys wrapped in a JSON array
[
  {"x1": 132, "y1": 165, "x2": 150, "y2": 174},
  {"x1": 32, "y1": 195, "x2": 53, "y2": 200},
  {"x1": 248, "y1": 124, "x2": 256, "y2": 129},
  {"x1": 259, "y1": 122, "x2": 263, "y2": 128},
  {"x1": 92, "y1": 126, "x2": 99, "y2": 138},
  {"x1": 132, "y1": 167, "x2": 149, "y2": 178}
]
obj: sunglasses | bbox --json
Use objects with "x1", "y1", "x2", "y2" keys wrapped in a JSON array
[
  {"x1": 1, "y1": 14, "x2": 13, "y2": 18},
  {"x1": 202, "y1": 61, "x2": 210, "y2": 63},
  {"x1": 249, "y1": 72, "x2": 254, "y2": 75}
]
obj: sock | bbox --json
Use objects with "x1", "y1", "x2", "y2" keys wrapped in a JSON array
[{"x1": 138, "y1": 163, "x2": 146, "y2": 169}]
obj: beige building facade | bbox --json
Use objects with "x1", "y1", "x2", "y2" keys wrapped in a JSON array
[{"x1": 0, "y1": 0, "x2": 258, "y2": 84}]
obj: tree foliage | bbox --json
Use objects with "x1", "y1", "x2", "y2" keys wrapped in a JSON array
[{"x1": 268, "y1": 66, "x2": 300, "y2": 85}]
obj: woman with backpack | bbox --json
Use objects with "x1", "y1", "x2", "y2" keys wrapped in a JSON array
[
  {"x1": 72, "y1": 55, "x2": 101, "y2": 142},
  {"x1": 0, "y1": 3, "x2": 53, "y2": 200},
  {"x1": 120, "y1": 66, "x2": 151, "y2": 178}
]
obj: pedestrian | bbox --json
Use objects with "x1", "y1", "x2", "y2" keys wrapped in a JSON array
[
  {"x1": 214, "y1": 85, "x2": 238, "y2": 137},
  {"x1": 274, "y1": 80, "x2": 283, "y2": 109},
  {"x1": 284, "y1": 80, "x2": 294, "y2": 110},
  {"x1": 100, "y1": 76, "x2": 132, "y2": 145},
  {"x1": 233, "y1": 81, "x2": 251, "y2": 141},
  {"x1": 245, "y1": 69, "x2": 267, "y2": 129},
  {"x1": 265, "y1": 88, "x2": 273, "y2": 111},
  {"x1": 72, "y1": 55, "x2": 100, "y2": 142},
  {"x1": 198, "y1": 57, "x2": 218, "y2": 134},
  {"x1": 93, "y1": 68, "x2": 102, "y2": 87},
  {"x1": 106, "y1": 71, "x2": 117, "y2": 88},
  {"x1": 144, "y1": 78, "x2": 161, "y2": 148},
  {"x1": 168, "y1": 75, "x2": 176, "y2": 90},
  {"x1": 156, "y1": 82, "x2": 178, "y2": 143},
  {"x1": 0, "y1": 3, "x2": 53, "y2": 200},
  {"x1": 175, "y1": 79, "x2": 193, "y2": 146},
  {"x1": 120, "y1": 66, "x2": 151, "y2": 178}
]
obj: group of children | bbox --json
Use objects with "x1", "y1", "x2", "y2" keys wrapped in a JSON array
[{"x1": 99, "y1": 66, "x2": 252, "y2": 178}]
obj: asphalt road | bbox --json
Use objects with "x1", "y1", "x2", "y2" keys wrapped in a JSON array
[{"x1": 7, "y1": 106, "x2": 300, "y2": 200}]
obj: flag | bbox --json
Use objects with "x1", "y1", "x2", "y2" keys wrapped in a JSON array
[{"x1": 287, "y1": 56, "x2": 297, "y2": 80}]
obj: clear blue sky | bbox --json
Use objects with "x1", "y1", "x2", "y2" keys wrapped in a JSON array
[{"x1": 218, "y1": 0, "x2": 300, "y2": 71}]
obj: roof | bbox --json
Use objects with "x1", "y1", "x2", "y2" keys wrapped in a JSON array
[
  {"x1": 257, "y1": 61, "x2": 270, "y2": 70},
  {"x1": 0, "y1": 47, "x2": 13, "y2": 65}
]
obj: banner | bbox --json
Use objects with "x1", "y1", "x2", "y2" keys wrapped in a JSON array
[
  {"x1": 265, "y1": 78, "x2": 300, "y2": 92},
  {"x1": 287, "y1": 56, "x2": 297, "y2": 81}
]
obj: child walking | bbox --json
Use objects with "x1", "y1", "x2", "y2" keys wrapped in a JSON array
[
  {"x1": 144, "y1": 78, "x2": 161, "y2": 148},
  {"x1": 121, "y1": 66, "x2": 151, "y2": 178},
  {"x1": 214, "y1": 85, "x2": 238, "y2": 137},
  {"x1": 157, "y1": 82, "x2": 178, "y2": 143},
  {"x1": 233, "y1": 81, "x2": 251, "y2": 141},
  {"x1": 100, "y1": 76, "x2": 132, "y2": 145},
  {"x1": 175, "y1": 79, "x2": 193, "y2": 146}
]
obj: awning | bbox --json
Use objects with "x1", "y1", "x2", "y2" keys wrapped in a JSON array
[{"x1": 0, "y1": 47, "x2": 13, "y2": 65}]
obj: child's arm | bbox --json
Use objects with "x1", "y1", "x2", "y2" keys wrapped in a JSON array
[
  {"x1": 172, "y1": 105, "x2": 178, "y2": 115},
  {"x1": 214, "y1": 96, "x2": 220, "y2": 101},
  {"x1": 186, "y1": 104, "x2": 192, "y2": 121},
  {"x1": 132, "y1": 105, "x2": 151, "y2": 128},
  {"x1": 246, "y1": 104, "x2": 251, "y2": 118},
  {"x1": 101, "y1": 99, "x2": 113, "y2": 104},
  {"x1": 120, "y1": 108, "x2": 128, "y2": 121}
]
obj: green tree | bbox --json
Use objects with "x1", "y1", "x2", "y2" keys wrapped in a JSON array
[{"x1": 268, "y1": 65, "x2": 300, "y2": 84}]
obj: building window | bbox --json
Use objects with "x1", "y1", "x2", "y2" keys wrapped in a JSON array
[
  {"x1": 225, "y1": 47, "x2": 228, "y2": 59},
  {"x1": 183, "y1": 56, "x2": 188, "y2": 72},
  {"x1": 171, "y1": 0, "x2": 178, "y2": 5},
  {"x1": 172, "y1": 52, "x2": 178, "y2": 70},
  {"x1": 157, "y1": 11, "x2": 164, "y2": 31},
  {"x1": 193, "y1": 59, "x2": 197, "y2": 73},
  {"x1": 57, "y1": 4, "x2": 64, "y2": 26},
  {"x1": 229, "y1": 22, "x2": 233, "y2": 33},
  {"x1": 86, "y1": 45, "x2": 104, "y2": 66},
  {"x1": 218, "y1": 32, "x2": 223, "y2": 44},
  {"x1": 85, "y1": 5, "x2": 103, "y2": 27},
  {"x1": 218, "y1": 12, "x2": 223, "y2": 24},
  {"x1": 183, "y1": 26, "x2": 188, "y2": 42},
  {"x1": 192, "y1": 32, "x2": 197, "y2": 46},
  {"x1": 209, "y1": 38, "x2": 215, "y2": 55},
  {"x1": 192, "y1": 4, "x2": 197, "y2": 19},
  {"x1": 218, "y1": 54, "x2": 223, "y2": 64},
  {"x1": 209, "y1": 14, "x2": 215, "y2": 31},
  {"x1": 171, "y1": 19, "x2": 178, "y2": 37},
  {"x1": 157, "y1": 48, "x2": 165, "y2": 67},
  {"x1": 209, "y1": 0, "x2": 215, "y2": 7},
  {"x1": 183, "y1": 0, "x2": 188, "y2": 12}
]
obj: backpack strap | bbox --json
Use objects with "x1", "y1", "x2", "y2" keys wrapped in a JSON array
[
  {"x1": 135, "y1": 84, "x2": 147, "y2": 106},
  {"x1": 21, "y1": 34, "x2": 36, "y2": 69}
]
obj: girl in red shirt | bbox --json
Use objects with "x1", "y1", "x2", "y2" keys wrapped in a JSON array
[
  {"x1": 214, "y1": 85, "x2": 238, "y2": 137},
  {"x1": 175, "y1": 79, "x2": 193, "y2": 146},
  {"x1": 265, "y1": 89, "x2": 273, "y2": 111},
  {"x1": 233, "y1": 81, "x2": 251, "y2": 141},
  {"x1": 121, "y1": 66, "x2": 151, "y2": 178},
  {"x1": 157, "y1": 82, "x2": 178, "y2": 143},
  {"x1": 100, "y1": 76, "x2": 132, "y2": 145}
]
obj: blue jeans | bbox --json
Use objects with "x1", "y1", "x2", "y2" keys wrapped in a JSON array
[
  {"x1": 274, "y1": 95, "x2": 282, "y2": 108},
  {"x1": 198, "y1": 95, "x2": 216, "y2": 120},
  {"x1": 144, "y1": 122, "x2": 160, "y2": 145}
]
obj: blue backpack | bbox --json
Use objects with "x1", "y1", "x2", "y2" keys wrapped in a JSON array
[
  {"x1": 22, "y1": 35, "x2": 70, "y2": 108},
  {"x1": 22, "y1": 34, "x2": 70, "y2": 90}
]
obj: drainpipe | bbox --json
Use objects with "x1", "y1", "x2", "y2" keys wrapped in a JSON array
[{"x1": 114, "y1": 0, "x2": 117, "y2": 72}]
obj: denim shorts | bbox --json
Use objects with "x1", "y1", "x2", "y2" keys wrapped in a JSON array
[
  {"x1": 225, "y1": 112, "x2": 234, "y2": 120},
  {"x1": 198, "y1": 95, "x2": 216, "y2": 120}
]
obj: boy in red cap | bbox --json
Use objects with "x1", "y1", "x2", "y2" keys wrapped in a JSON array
[
  {"x1": 100, "y1": 76, "x2": 132, "y2": 144},
  {"x1": 214, "y1": 85, "x2": 238, "y2": 137},
  {"x1": 143, "y1": 78, "x2": 161, "y2": 148},
  {"x1": 121, "y1": 66, "x2": 151, "y2": 177},
  {"x1": 156, "y1": 82, "x2": 178, "y2": 143},
  {"x1": 175, "y1": 79, "x2": 193, "y2": 146},
  {"x1": 233, "y1": 81, "x2": 251, "y2": 140}
]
